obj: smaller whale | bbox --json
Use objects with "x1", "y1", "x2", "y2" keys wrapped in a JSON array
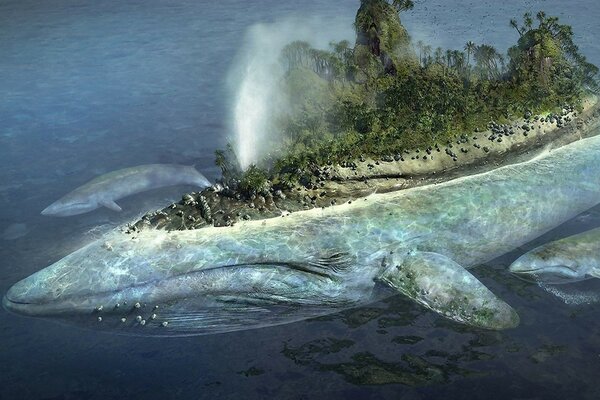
[
  {"x1": 509, "y1": 227, "x2": 600, "y2": 284},
  {"x1": 41, "y1": 164, "x2": 211, "y2": 217},
  {"x1": 2, "y1": 223, "x2": 28, "y2": 240}
]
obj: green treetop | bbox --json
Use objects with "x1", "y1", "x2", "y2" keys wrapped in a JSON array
[
  {"x1": 353, "y1": 0, "x2": 413, "y2": 80},
  {"x1": 508, "y1": 11, "x2": 598, "y2": 100},
  {"x1": 218, "y1": 5, "x2": 598, "y2": 195}
]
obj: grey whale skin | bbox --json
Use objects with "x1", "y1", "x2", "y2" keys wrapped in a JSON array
[
  {"x1": 510, "y1": 226, "x2": 600, "y2": 284},
  {"x1": 4, "y1": 135, "x2": 600, "y2": 336},
  {"x1": 41, "y1": 164, "x2": 211, "y2": 216}
]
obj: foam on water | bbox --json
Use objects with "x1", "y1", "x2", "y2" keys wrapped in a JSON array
[{"x1": 538, "y1": 282, "x2": 600, "y2": 305}]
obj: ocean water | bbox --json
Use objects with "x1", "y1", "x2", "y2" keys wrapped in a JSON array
[{"x1": 1, "y1": 0, "x2": 600, "y2": 399}]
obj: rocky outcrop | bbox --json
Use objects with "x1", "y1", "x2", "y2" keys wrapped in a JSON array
[{"x1": 353, "y1": 0, "x2": 412, "y2": 80}]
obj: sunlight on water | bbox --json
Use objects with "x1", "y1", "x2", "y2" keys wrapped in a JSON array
[{"x1": 3, "y1": 0, "x2": 600, "y2": 399}]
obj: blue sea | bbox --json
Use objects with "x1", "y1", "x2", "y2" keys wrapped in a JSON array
[{"x1": 2, "y1": 0, "x2": 600, "y2": 399}]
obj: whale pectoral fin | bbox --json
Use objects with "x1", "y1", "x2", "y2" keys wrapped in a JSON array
[
  {"x1": 376, "y1": 250, "x2": 519, "y2": 330},
  {"x1": 100, "y1": 200, "x2": 122, "y2": 212}
]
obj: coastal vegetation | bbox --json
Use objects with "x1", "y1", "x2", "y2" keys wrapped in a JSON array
[{"x1": 220, "y1": 0, "x2": 598, "y2": 198}]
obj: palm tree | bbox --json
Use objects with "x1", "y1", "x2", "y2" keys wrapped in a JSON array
[
  {"x1": 524, "y1": 12, "x2": 533, "y2": 30},
  {"x1": 498, "y1": 54, "x2": 506, "y2": 74},
  {"x1": 392, "y1": 0, "x2": 414, "y2": 12},
  {"x1": 445, "y1": 49, "x2": 453, "y2": 68},
  {"x1": 510, "y1": 19, "x2": 523, "y2": 36},
  {"x1": 474, "y1": 44, "x2": 502, "y2": 79},
  {"x1": 416, "y1": 40, "x2": 424, "y2": 66},
  {"x1": 423, "y1": 45, "x2": 432, "y2": 66},
  {"x1": 434, "y1": 47, "x2": 443, "y2": 65},
  {"x1": 536, "y1": 10, "x2": 547, "y2": 25},
  {"x1": 464, "y1": 41, "x2": 476, "y2": 66},
  {"x1": 452, "y1": 50, "x2": 465, "y2": 74}
]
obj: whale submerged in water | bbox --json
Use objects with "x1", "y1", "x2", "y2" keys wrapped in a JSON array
[
  {"x1": 510, "y1": 226, "x2": 600, "y2": 284},
  {"x1": 41, "y1": 164, "x2": 211, "y2": 217},
  {"x1": 5, "y1": 134, "x2": 600, "y2": 336}
]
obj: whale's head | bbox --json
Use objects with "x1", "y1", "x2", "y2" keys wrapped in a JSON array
[
  {"x1": 2, "y1": 229, "x2": 338, "y2": 336},
  {"x1": 509, "y1": 250, "x2": 592, "y2": 284},
  {"x1": 2, "y1": 235, "x2": 168, "y2": 329}
]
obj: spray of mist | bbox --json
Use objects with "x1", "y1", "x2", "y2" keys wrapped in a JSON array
[{"x1": 229, "y1": 17, "x2": 353, "y2": 170}]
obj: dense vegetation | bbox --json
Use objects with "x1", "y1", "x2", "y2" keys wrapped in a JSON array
[{"x1": 219, "y1": 0, "x2": 598, "y2": 197}]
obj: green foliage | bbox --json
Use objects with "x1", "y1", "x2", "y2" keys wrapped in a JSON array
[
  {"x1": 215, "y1": 7, "x2": 597, "y2": 186},
  {"x1": 280, "y1": 41, "x2": 347, "y2": 81},
  {"x1": 391, "y1": 0, "x2": 414, "y2": 12},
  {"x1": 354, "y1": 0, "x2": 413, "y2": 78},
  {"x1": 215, "y1": 143, "x2": 242, "y2": 182},
  {"x1": 355, "y1": 0, "x2": 411, "y2": 51},
  {"x1": 239, "y1": 165, "x2": 270, "y2": 197},
  {"x1": 508, "y1": 11, "x2": 599, "y2": 97}
]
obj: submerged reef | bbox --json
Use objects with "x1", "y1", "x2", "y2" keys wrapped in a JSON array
[{"x1": 132, "y1": 1, "x2": 599, "y2": 232}]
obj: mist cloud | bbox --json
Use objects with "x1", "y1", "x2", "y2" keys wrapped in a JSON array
[{"x1": 228, "y1": 16, "x2": 353, "y2": 170}]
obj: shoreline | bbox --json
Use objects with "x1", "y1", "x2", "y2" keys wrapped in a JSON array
[
  {"x1": 131, "y1": 94, "x2": 600, "y2": 233},
  {"x1": 127, "y1": 129, "x2": 600, "y2": 242}
]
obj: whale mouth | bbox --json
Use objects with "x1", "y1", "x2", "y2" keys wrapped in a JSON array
[
  {"x1": 3, "y1": 276, "x2": 112, "y2": 317},
  {"x1": 41, "y1": 200, "x2": 96, "y2": 217},
  {"x1": 3, "y1": 285, "x2": 59, "y2": 316},
  {"x1": 2, "y1": 293, "x2": 38, "y2": 316},
  {"x1": 4, "y1": 297, "x2": 31, "y2": 305},
  {"x1": 509, "y1": 265, "x2": 583, "y2": 284}
]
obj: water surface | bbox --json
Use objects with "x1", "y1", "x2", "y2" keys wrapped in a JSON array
[{"x1": 1, "y1": 0, "x2": 600, "y2": 399}]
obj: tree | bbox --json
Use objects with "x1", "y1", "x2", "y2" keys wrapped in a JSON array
[
  {"x1": 446, "y1": 49, "x2": 453, "y2": 68},
  {"x1": 423, "y1": 45, "x2": 432, "y2": 66},
  {"x1": 416, "y1": 40, "x2": 424, "y2": 65},
  {"x1": 451, "y1": 50, "x2": 466, "y2": 75},
  {"x1": 280, "y1": 41, "x2": 312, "y2": 72},
  {"x1": 508, "y1": 11, "x2": 598, "y2": 91},
  {"x1": 524, "y1": 12, "x2": 533, "y2": 30},
  {"x1": 464, "y1": 41, "x2": 476, "y2": 66},
  {"x1": 391, "y1": 0, "x2": 414, "y2": 12},
  {"x1": 536, "y1": 11, "x2": 546, "y2": 25},
  {"x1": 474, "y1": 44, "x2": 502, "y2": 79},
  {"x1": 215, "y1": 143, "x2": 242, "y2": 181},
  {"x1": 434, "y1": 47, "x2": 444, "y2": 65},
  {"x1": 510, "y1": 19, "x2": 523, "y2": 36},
  {"x1": 332, "y1": 40, "x2": 351, "y2": 57}
]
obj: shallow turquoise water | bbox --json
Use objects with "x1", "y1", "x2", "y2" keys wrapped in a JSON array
[{"x1": 1, "y1": 1, "x2": 600, "y2": 399}]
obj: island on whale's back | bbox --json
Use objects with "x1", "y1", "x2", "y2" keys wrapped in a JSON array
[{"x1": 132, "y1": 0, "x2": 600, "y2": 233}]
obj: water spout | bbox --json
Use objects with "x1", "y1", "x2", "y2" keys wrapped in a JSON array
[{"x1": 229, "y1": 18, "x2": 353, "y2": 170}]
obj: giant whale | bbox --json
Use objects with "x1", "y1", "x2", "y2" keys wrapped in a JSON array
[{"x1": 4, "y1": 133, "x2": 600, "y2": 336}]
